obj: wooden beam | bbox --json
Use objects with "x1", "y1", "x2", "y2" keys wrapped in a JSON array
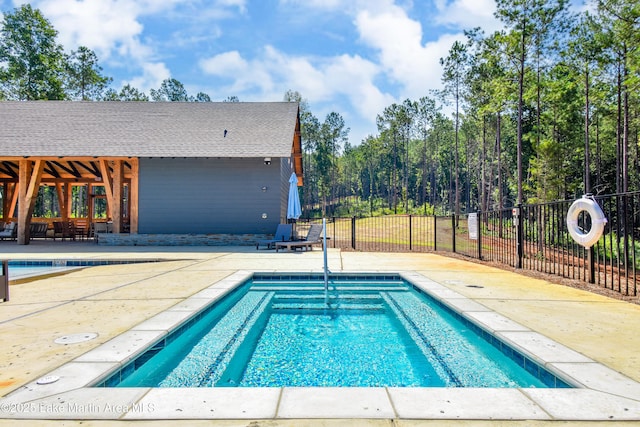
[
  {"x1": 112, "y1": 160, "x2": 123, "y2": 233},
  {"x1": 1, "y1": 183, "x2": 6, "y2": 220},
  {"x1": 7, "y1": 182, "x2": 18, "y2": 218},
  {"x1": 55, "y1": 183, "x2": 68, "y2": 219},
  {"x1": 51, "y1": 161, "x2": 81, "y2": 178},
  {"x1": 99, "y1": 160, "x2": 114, "y2": 221},
  {"x1": 17, "y1": 160, "x2": 44, "y2": 244},
  {"x1": 129, "y1": 158, "x2": 139, "y2": 233},
  {"x1": 0, "y1": 161, "x2": 18, "y2": 178}
]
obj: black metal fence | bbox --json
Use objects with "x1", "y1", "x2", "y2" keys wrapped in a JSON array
[{"x1": 299, "y1": 191, "x2": 640, "y2": 297}]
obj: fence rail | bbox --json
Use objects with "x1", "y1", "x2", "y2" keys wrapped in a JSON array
[{"x1": 299, "y1": 191, "x2": 640, "y2": 297}]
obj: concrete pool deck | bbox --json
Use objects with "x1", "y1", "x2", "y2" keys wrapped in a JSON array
[{"x1": 0, "y1": 240, "x2": 639, "y2": 426}]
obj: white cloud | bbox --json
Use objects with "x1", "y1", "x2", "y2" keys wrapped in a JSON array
[
  {"x1": 199, "y1": 50, "x2": 275, "y2": 95},
  {"x1": 198, "y1": 44, "x2": 395, "y2": 143},
  {"x1": 434, "y1": 0, "x2": 501, "y2": 32},
  {"x1": 30, "y1": 0, "x2": 162, "y2": 59},
  {"x1": 24, "y1": 0, "x2": 244, "y2": 71},
  {"x1": 278, "y1": 0, "x2": 345, "y2": 10},
  {"x1": 355, "y1": 4, "x2": 463, "y2": 100},
  {"x1": 7, "y1": 0, "x2": 483, "y2": 143},
  {"x1": 126, "y1": 62, "x2": 171, "y2": 93}
]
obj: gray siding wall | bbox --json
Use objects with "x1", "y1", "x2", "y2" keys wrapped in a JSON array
[{"x1": 139, "y1": 158, "x2": 284, "y2": 234}]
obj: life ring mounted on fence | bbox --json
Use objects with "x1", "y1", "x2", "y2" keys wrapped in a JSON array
[{"x1": 566, "y1": 196, "x2": 607, "y2": 248}]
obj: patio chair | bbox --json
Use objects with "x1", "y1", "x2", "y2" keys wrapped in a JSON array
[
  {"x1": 275, "y1": 224, "x2": 323, "y2": 252},
  {"x1": 52, "y1": 221, "x2": 75, "y2": 241},
  {"x1": 0, "y1": 222, "x2": 17, "y2": 240},
  {"x1": 73, "y1": 219, "x2": 89, "y2": 240},
  {"x1": 92, "y1": 222, "x2": 109, "y2": 243},
  {"x1": 256, "y1": 224, "x2": 293, "y2": 249},
  {"x1": 29, "y1": 222, "x2": 49, "y2": 239}
]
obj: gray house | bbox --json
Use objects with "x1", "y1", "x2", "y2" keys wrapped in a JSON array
[{"x1": 0, "y1": 101, "x2": 303, "y2": 245}]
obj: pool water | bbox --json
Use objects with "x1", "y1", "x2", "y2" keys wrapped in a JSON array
[
  {"x1": 8, "y1": 265, "x2": 81, "y2": 281},
  {"x1": 110, "y1": 275, "x2": 568, "y2": 388}
]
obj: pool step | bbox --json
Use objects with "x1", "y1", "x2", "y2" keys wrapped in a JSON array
[
  {"x1": 272, "y1": 302, "x2": 385, "y2": 312},
  {"x1": 273, "y1": 293, "x2": 382, "y2": 303},
  {"x1": 251, "y1": 285, "x2": 408, "y2": 292}
]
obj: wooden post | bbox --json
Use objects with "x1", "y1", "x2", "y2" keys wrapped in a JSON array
[
  {"x1": 55, "y1": 183, "x2": 68, "y2": 219},
  {"x1": 99, "y1": 159, "x2": 114, "y2": 223},
  {"x1": 7, "y1": 182, "x2": 18, "y2": 219},
  {"x1": 112, "y1": 160, "x2": 123, "y2": 233},
  {"x1": 88, "y1": 184, "x2": 94, "y2": 228},
  {"x1": 129, "y1": 158, "x2": 139, "y2": 234},
  {"x1": 17, "y1": 160, "x2": 44, "y2": 244},
  {"x1": 1, "y1": 183, "x2": 6, "y2": 221}
]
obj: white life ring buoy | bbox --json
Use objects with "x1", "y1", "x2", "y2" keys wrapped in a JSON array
[{"x1": 566, "y1": 196, "x2": 607, "y2": 248}]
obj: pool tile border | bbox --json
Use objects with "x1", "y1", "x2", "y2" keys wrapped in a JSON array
[
  {"x1": 1, "y1": 269, "x2": 640, "y2": 421},
  {"x1": 7, "y1": 258, "x2": 166, "y2": 267}
]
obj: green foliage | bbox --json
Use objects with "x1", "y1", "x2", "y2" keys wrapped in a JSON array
[
  {"x1": 2, "y1": 3, "x2": 639, "y2": 219},
  {"x1": 104, "y1": 84, "x2": 150, "y2": 101},
  {"x1": 150, "y1": 78, "x2": 189, "y2": 102},
  {"x1": 66, "y1": 46, "x2": 112, "y2": 100},
  {"x1": 0, "y1": 4, "x2": 66, "y2": 100}
]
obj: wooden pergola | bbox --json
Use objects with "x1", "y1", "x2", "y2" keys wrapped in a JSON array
[{"x1": 0, "y1": 156, "x2": 138, "y2": 244}]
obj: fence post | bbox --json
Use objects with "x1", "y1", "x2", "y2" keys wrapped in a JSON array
[
  {"x1": 351, "y1": 216, "x2": 356, "y2": 250},
  {"x1": 409, "y1": 214, "x2": 413, "y2": 251},
  {"x1": 434, "y1": 215, "x2": 437, "y2": 251},
  {"x1": 516, "y1": 204, "x2": 523, "y2": 269},
  {"x1": 332, "y1": 217, "x2": 336, "y2": 248},
  {"x1": 477, "y1": 210, "x2": 482, "y2": 260},
  {"x1": 452, "y1": 214, "x2": 456, "y2": 253},
  {"x1": 588, "y1": 246, "x2": 595, "y2": 283}
]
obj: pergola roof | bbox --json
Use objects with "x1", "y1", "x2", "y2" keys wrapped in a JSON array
[{"x1": 0, "y1": 101, "x2": 300, "y2": 158}]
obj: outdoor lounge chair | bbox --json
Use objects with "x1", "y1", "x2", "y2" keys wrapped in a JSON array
[
  {"x1": 29, "y1": 222, "x2": 49, "y2": 239},
  {"x1": 52, "y1": 221, "x2": 75, "y2": 241},
  {"x1": 275, "y1": 224, "x2": 323, "y2": 252},
  {"x1": 256, "y1": 223, "x2": 293, "y2": 249},
  {"x1": 0, "y1": 222, "x2": 17, "y2": 240}
]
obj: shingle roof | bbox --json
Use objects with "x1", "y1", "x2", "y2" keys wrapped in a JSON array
[{"x1": 0, "y1": 101, "x2": 299, "y2": 158}]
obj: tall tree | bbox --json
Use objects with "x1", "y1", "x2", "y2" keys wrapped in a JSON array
[
  {"x1": 66, "y1": 46, "x2": 112, "y2": 100},
  {"x1": 440, "y1": 40, "x2": 470, "y2": 215},
  {"x1": 565, "y1": 13, "x2": 607, "y2": 194},
  {"x1": 194, "y1": 92, "x2": 211, "y2": 102},
  {"x1": 104, "y1": 84, "x2": 149, "y2": 101},
  {"x1": 414, "y1": 96, "x2": 440, "y2": 211},
  {"x1": 0, "y1": 4, "x2": 66, "y2": 100},
  {"x1": 150, "y1": 78, "x2": 189, "y2": 101},
  {"x1": 495, "y1": 0, "x2": 570, "y2": 204},
  {"x1": 596, "y1": 0, "x2": 639, "y2": 193},
  {"x1": 316, "y1": 112, "x2": 349, "y2": 215}
]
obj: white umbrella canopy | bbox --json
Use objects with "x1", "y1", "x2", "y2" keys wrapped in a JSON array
[{"x1": 287, "y1": 172, "x2": 302, "y2": 220}]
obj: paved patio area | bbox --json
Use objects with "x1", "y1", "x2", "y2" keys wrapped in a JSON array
[{"x1": 1, "y1": 240, "x2": 639, "y2": 426}]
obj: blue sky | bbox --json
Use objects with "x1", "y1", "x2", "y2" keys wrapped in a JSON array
[{"x1": 1, "y1": 0, "x2": 504, "y2": 145}]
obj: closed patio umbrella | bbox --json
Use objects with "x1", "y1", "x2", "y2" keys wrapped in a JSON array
[{"x1": 287, "y1": 172, "x2": 302, "y2": 220}]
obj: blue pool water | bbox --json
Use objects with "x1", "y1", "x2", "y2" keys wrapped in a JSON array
[
  {"x1": 8, "y1": 265, "x2": 82, "y2": 281},
  {"x1": 7, "y1": 259, "x2": 162, "y2": 281},
  {"x1": 106, "y1": 274, "x2": 570, "y2": 388}
]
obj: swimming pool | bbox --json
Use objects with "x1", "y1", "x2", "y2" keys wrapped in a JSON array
[
  {"x1": 6, "y1": 259, "x2": 164, "y2": 282},
  {"x1": 100, "y1": 273, "x2": 568, "y2": 389},
  {"x1": 5, "y1": 267, "x2": 639, "y2": 421}
]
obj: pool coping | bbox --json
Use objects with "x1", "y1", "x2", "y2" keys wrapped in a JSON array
[
  {"x1": 6, "y1": 258, "x2": 170, "y2": 284},
  {"x1": 1, "y1": 270, "x2": 640, "y2": 421}
]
